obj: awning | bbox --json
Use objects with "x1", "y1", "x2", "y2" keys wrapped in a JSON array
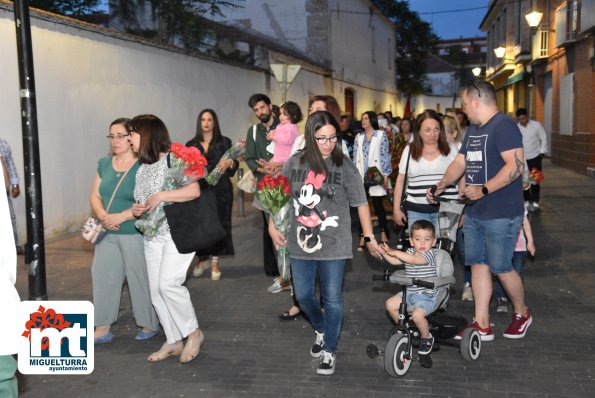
[{"x1": 507, "y1": 71, "x2": 525, "y2": 85}]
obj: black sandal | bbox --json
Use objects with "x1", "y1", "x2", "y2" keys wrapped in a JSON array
[{"x1": 278, "y1": 310, "x2": 301, "y2": 321}]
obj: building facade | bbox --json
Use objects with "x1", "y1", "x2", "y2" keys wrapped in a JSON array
[
  {"x1": 204, "y1": 0, "x2": 400, "y2": 118},
  {"x1": 480, "y1": 0, "x2": 595, "y2": 175}
]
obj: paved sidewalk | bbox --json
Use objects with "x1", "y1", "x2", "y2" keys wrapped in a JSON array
[{"x1": 14, "y1": 159, "x2": 595, "y2": 397}]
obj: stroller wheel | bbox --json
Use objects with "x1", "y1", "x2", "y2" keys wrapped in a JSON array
[
  {"x1": 460, "y1": 328, "x2": 481, "y2": 361},
  {"x1": 384, "y1": 332, "x2": 412, "y2": 377}
]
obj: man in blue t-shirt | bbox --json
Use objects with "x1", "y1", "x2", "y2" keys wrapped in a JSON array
[{"x1": 432, "y1": 80, "x2": 532, "y2": 341}]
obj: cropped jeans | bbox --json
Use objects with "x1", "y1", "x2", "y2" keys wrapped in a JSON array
[{"x1": 291, "y1": 258, "x2": 346, "y2": 353}]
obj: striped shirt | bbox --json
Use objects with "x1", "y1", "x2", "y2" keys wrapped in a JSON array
[
  {"x1": 405, "y1": 248, "x2": 438, "y2": 295},
  {"x1": 399, "y1": 144, "x2": 459, "y2": 207}
]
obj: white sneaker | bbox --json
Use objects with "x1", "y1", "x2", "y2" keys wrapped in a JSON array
[
  {"x1": 310, "y1": 331, "x2": 325, "y2": 358},
  {"x1": 317, "y1": 351, "x2": 336, "y2": 375},
  {"x1": 461, "y1": 282, "x2": 474, "y2": 301},
  {"x1": 532, "y1": 202, "x2": 540, "y2": 209},
  {"x1": 496, "y1": 297, "x2": 509, "y2": 313},
  {"x1": 524, "y1": 201, "x2": 530, "y2": 210}
]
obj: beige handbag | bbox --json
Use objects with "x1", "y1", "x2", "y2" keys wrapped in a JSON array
[
  {"x1": 82, "y1": 165, "x2": 132, "y2": 244},
  {"x1": 238, "y1": 125, "x2": 258, "y2": 193}
]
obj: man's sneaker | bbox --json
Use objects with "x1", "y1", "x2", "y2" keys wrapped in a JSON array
[
  {"x1": 454, "y1": 321, "x2": 494, "y2": 341},
  {"x1": 310, "y1": 331, "x2": 324, "y2": 358},
  {"x1": 461, "y1": 282, "x2": 474, "y2": 301},
  {"x1": 267, "y1": 277, "x2": 291, "y2": 294},
  {"x1": 532, "y1": 201, "x2": 540, "y2": 210},
  {"x1": 316, "y1": 351, "x2": 336, "y2": 375},
  {"x1": 418, "y1": 334, "x2": 434, "y2": 355},
  {"x1": 524, "y1": 201, "x2": 531, "y2": 210},
  {"x1": 503, "y1": 309, "x2": 533, "y2": 339},
  {"x1": 496, "y1": 297, "x2": 509, "y2": 313}
]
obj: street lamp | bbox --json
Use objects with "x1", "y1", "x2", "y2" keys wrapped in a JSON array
[
  {"x1": 494, "y1": 46, "x2": 506, "y2": 59},
  {"x1": 472, "y1": 67, "x2": 482, "y2": 77},
  {"x1": 525, "y1": 11, "x2": 543, "y2": 28}
]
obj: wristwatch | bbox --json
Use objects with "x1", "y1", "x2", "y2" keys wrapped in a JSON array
[
  {"x1": 481, "y1": 185, "x2": 489, "y2": 196},
  {"x1": 11, "y1": 184, "x2": 18, "y2": 189},
  {"x1": 363, "y1": 235, "x2": 376, "y2": 243}
]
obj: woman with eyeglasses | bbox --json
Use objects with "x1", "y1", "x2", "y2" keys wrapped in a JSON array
[
  {"x1": 353, "y1": 111, "x2": 392, "y2": 249},
  {"x1": 90, "y1": 118, "x2": 159, "y2": 345},
  {"x1": 268, "y1": 111, "x2": 383, "y2": 375}
]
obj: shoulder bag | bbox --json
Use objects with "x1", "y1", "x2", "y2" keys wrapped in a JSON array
[
  {"x1": 237, "y1": 125, "x2": 258, "y2": 193},
  {"x1": 163, "y1": 154, "x2": 226, "y2": 254},
  {"x1": 82, "y1": 164, "x2": 133, "y2": 244}
]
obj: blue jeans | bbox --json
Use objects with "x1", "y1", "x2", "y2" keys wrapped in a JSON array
[
  {"x1": 495, "y1": 251, "x2": 526, "y2": 299},
  {"x1": 407, "y1": 210, "x2": 439, "y2": 232},
  {"x1": 291, "y1": 258, "x2": 346, "y2": 353}
]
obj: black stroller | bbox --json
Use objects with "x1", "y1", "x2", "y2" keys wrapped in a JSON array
[{"x1": 368, "y1": 189, "x2": 481, "y2": 376}]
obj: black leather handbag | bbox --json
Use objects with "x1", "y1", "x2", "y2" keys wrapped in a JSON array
[{"x1": 163, "y1": 153, "x2": 226, "y2": 254}]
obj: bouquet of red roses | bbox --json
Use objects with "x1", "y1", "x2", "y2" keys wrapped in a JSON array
[
  {"x1": 528, "y1": 168, "x2": 544, "y2": 185},
  {"x1": 205, "y1": 139, "x2": 246, "y2": 186},
  {"x1": 364, "y1": 166, "x2": 384, "y2": 186},
  {"x1": 136, "y1": 142, "x2": 208, "y2": 238},
  {"x1": 256, "y1": 175, "x2": 292, "y2": 280}
]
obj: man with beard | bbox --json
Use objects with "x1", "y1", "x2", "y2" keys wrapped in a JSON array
[{"x1": 245, "y1": 93, "x2": 283, "y2": 282}]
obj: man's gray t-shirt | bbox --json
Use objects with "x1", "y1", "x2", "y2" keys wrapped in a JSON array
[{"x1": 283, "y1": 154, "x2": 367, "y2": 260}]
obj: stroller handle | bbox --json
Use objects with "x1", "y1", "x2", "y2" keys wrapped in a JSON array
[{"x1": 429, "y1": 185, "x2": 475, "y2": 205}]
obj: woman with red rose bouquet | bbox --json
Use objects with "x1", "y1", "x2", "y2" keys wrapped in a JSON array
[
  {"x1": 268, "y1": 111, "x2": 383, "y2": 376},
  {"x1": 129, "y1": 114, "x2": 206, "y2": 364},
  {"x1": 187, "y1": 109, "x2": 239, "y2": 280}
]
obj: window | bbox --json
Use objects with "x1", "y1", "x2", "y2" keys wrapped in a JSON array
[
  {"x1": 559, "y1": 73, "x2": 574, "y2": 136},
  {"x1": 344, "y1": 89, "x2": 355, "y2": 119},
  {"x1": 388, "y1": 38, "x2": 392, "y2": 70},
  {"x1": 515, "y1": 0, "x2": 522, "y2": 45},
  {"x1": 371, "y1": 25, "x2": 376, "y2": 63},
  {"x1": 555, "y1": 1, "x2": 579, "y2": 46}
]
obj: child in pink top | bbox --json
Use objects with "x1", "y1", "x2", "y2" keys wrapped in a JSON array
[{"x1": 266, "y1": 101, "x2": 303, "y2": 164}]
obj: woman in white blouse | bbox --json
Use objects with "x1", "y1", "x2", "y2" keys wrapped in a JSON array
[{"x1": 129, "y1": 114, "x2": 204, "y2": 364}]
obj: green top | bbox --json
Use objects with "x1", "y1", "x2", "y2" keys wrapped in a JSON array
[
  {"x1": 244, "y1": 118, "x2": 279, "y2": 181},
  {"x1": 97, "y1": 156, "x2": 140, "y2": 235}
]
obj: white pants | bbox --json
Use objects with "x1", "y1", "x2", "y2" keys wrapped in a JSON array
[{"x1": 144, "y1": 233, "x2": 198, "y2": 344}]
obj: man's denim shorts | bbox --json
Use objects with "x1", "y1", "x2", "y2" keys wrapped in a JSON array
[{"x1": 464, "y1": 215, "x2": 523, "y2": 274}]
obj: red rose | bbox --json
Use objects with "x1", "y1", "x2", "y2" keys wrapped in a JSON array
[
  {"x1": 282, "y1": 185, "x2": 291, "y2": 195},
  {"x1": 278, "y1": 175, "x2": 288, "y2": 184},
  {"x1": 257, "y1": 180, "x2": 266, "y2": 190},
  {"x1": 269, "y1": 179, "x2": 278, "y2": 188}
]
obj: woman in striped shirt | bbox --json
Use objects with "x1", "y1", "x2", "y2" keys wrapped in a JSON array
[{"x1": 392, "y1": 110, "x2": 461, "y2": 231}]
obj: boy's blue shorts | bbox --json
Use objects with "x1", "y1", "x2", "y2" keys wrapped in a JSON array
[{"x1": 397, "y1": 291, "x2": 441, "y2": 315}]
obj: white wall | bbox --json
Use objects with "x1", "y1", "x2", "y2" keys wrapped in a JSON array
[{"x1": 0, "y1": 8, "x2": 272, "y2": 239}]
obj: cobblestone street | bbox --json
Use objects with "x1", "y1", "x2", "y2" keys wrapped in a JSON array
[{"x1": 14, "y1": 159, "x2": 595, "y2": 397}]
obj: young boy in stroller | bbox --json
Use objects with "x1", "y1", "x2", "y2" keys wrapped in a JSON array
[{"x1": 382, "y1": 220, "x2": 442, "y2": 356}]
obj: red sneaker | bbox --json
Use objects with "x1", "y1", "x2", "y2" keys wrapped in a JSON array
[
  {"x1": 454, "y1": 321, "x2": 494, "y2": 341},
  {"x1": 503, "y1": 309, "x2": 533, "y2": 339}
]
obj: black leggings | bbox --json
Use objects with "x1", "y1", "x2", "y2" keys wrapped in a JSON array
[{"x1": 357, "y1": 195, "x2": 390, "y2": 238}]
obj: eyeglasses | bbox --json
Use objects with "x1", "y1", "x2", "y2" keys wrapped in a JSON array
[
  {"x1": 106, "y1": 134, "x2": 130, "y2": 141},
  {"x1": 314, "y1": 135, "x2": 338, "y2": 145},
  {"x1": 468, "y1": 81, "x2": 482, "y2": 98}
]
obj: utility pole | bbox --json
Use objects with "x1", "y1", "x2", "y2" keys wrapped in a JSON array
[{"x1": 13, "y1": 0, "x2": 48, "y2": 300}]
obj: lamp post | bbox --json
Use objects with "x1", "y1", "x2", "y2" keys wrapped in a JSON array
[{"x1": 524, "y1": 10, "x2": 543, "y2": 116}]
